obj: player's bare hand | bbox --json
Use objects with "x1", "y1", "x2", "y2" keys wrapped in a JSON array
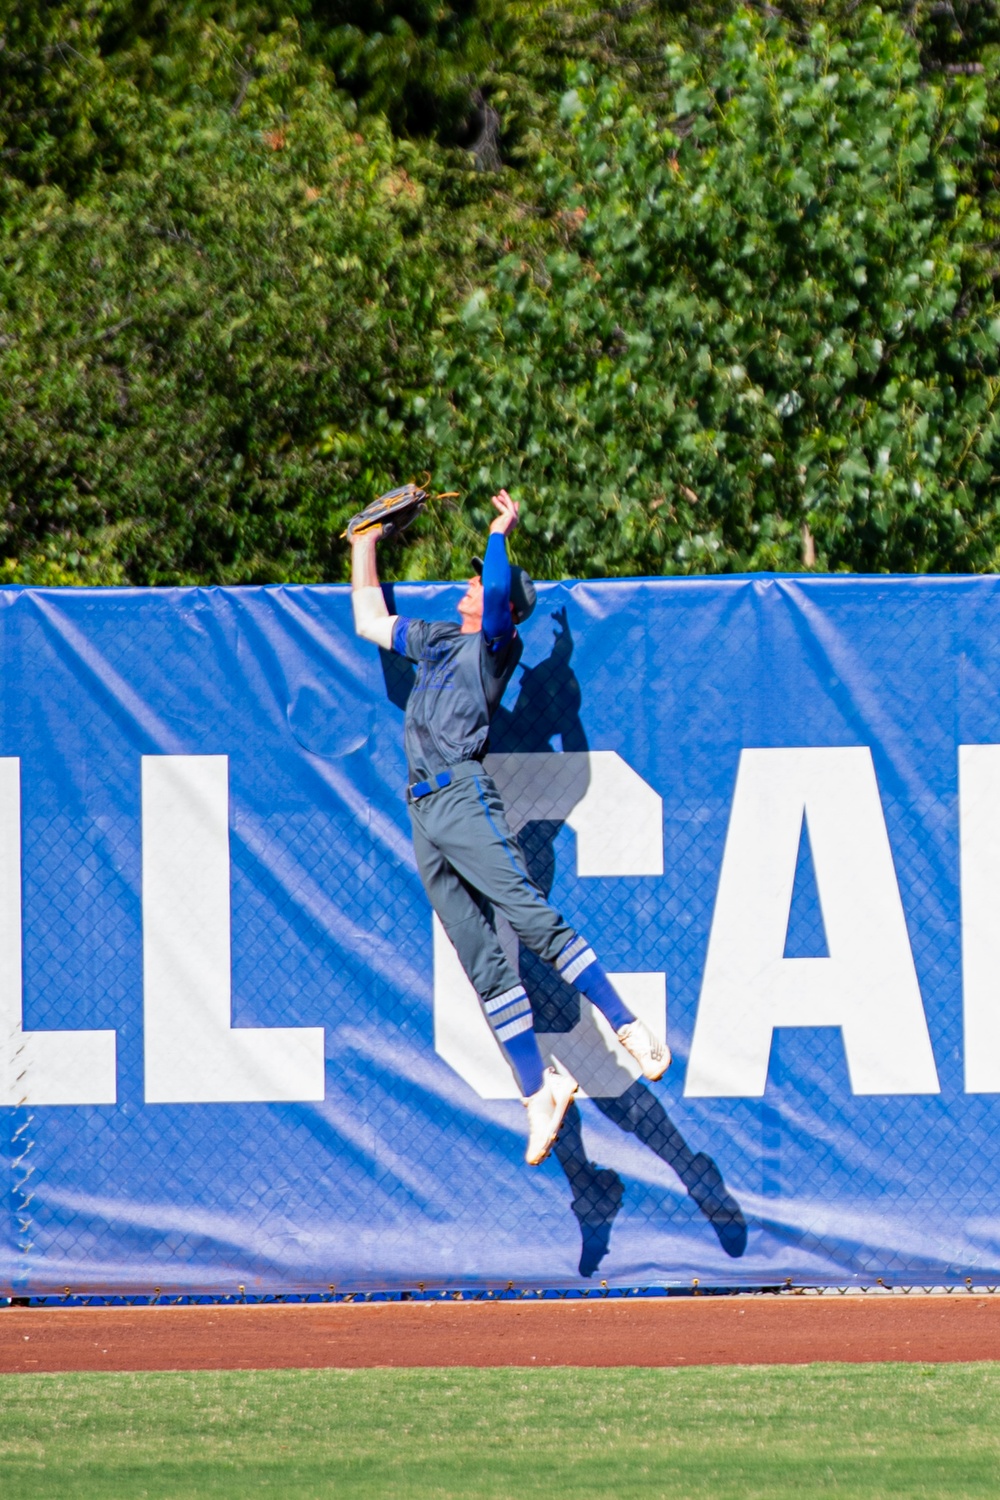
[{"x1": 489, "y1": 490, "x2": 519, "y2": 536}]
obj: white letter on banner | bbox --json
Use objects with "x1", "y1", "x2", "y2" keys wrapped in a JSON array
[
  {"x1": 142, "y1": 756, "x2": 325, "y2": 1103},
  {"x1": 0, "y1": 758, "x2": 116, "y2": 1106},
  {"x1": 433, "y1": 752, "x2": 665, "y2": 1100},
  {"x1": 959, "y1": 745, "x2": 1000, "y2": 1092},
  {"x1": 686, "y1": 746, "x2": 939, "y2": 1098}
]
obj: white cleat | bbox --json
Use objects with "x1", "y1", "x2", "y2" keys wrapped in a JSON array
[
  {"x1": 524, "y1": 1067, "x2": 579, "y2": 1166},
  {"x1": 617, "y1": 1019, "x2": 671, "y2": 1082}
]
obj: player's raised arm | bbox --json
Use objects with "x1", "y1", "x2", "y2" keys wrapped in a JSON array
[
  {"x1": 345, "y1": 483, "x2": 432, "y2": 650},
  {"x1": 350, "y1": 526, "x2": 396, "y2": 650},
  {"x1": 477, "y1": 489, "x2": 537, "y2": 655},
  {"x1": 481, "y1": 491, "x2": 518, "y2": 649}
]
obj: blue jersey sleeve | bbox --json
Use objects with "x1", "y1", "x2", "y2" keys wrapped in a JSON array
[
  {"x1": 392, "y1": 617, "x2": 432, "y2": 660},
  {"x1": 481, "y1": 532, "x2": 515, "y2": 652}
]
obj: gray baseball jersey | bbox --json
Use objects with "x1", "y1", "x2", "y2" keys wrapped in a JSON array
[{"x1": 391, "y1": 618, "x2": 523, "y2": 783}]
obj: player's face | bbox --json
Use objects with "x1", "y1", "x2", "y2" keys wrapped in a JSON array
[{"x1": 458, "y1": 575, "x2": 484, "y2": 633}]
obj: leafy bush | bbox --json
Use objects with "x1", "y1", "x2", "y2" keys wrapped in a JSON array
[
  {"x1": 0, "y1": 17, "x2": 484, "y2": 582},
  {"x1": 2, "y1": 4, "x2": 999, "y2": 583},
  {"x1": 415, "y1": 9, "x2": 1000, "y2": 578}
]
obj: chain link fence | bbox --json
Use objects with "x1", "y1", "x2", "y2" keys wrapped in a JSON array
[{"x1": 3, "y1": 578, "x2": 998, "y2": 1297}]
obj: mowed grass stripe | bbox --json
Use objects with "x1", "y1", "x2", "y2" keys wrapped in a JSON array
[{"x1": 1, "y1": 1364, "x2": 998, "y2": 1498}]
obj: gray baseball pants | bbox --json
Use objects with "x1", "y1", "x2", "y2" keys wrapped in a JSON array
[{"x1": 408, "y1": 761, "x2": 574, "y2": 1003}]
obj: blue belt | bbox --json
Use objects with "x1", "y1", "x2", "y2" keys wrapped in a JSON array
[{"x1": 408, "y1": 769, "x2": 453, "y2": 800}]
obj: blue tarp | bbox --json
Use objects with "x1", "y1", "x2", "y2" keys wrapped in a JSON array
[{"x1": 3, "y1": 574, "x2": 1000, "y2": 1293}]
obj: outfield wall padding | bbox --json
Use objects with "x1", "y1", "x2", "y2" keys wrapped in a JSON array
[{"x1": 3, "y1": 575, "x2": 1000, "y2": 1293}]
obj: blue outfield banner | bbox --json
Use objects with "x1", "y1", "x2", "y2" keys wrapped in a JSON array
[{"x1": 4, "y1": 574, "x2": 1000, "y2": 1293}]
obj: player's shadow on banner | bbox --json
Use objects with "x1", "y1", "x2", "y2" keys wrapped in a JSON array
[{"x1": 488, "y1": 608, "x2": 747, "y2": 1277}]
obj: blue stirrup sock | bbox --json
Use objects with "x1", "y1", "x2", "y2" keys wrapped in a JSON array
[
  {"x1": 484, "y1": 983, "x2": 545, "y2": 1097},
  {"x1": 556, "y1": 935, "x2": 635, "y2": 1032}
]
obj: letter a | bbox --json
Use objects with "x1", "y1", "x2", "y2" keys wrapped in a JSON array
[{"x1": 686, "y1": 747, "x2": 939, "y2": 1097}]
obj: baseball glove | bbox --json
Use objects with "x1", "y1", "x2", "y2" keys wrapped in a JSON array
[{"x1": 344, "y1": 483, "x2": 429, "y2": 541}]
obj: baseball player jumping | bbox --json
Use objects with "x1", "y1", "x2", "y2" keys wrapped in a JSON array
[{"x1": 350, "y1": 489, "x2": 669, "y2": 1165}]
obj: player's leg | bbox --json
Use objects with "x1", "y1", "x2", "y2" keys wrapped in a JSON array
[
  {"x1": 411, "y1": 816, "x2": 577, "y2": 1162},
  {"x1": 417, "y1": 771, "x2": 670, "y2": 1081},
  {"x1": 412, "y1": 818, "x2": 540, "y2": 1091}
]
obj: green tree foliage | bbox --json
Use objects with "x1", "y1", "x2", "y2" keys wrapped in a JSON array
[
  {"x1": 1, "y1": 3, "x2": 999, "y2": 583},
  {"x1": 0, "y1": 13, "x2": 499, "y2": 582},
  {"x1": 300, "y1": 1, "x2": 703, "y2": 151},
  {"x1": 412, "y1": 9, "x2": 1000, "y2": 578},
  {"x1": 0, "y1": 1, "x2": 689, "y2": 172}
]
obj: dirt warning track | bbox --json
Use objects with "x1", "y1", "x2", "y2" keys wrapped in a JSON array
[{"x1": 3, "y1": 1295, "x2": 1000, "y2": 1373}]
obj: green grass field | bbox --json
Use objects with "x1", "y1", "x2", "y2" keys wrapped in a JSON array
[{"x1": 1, "y1": 1364, "x2": 998, "y2": 1498}]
